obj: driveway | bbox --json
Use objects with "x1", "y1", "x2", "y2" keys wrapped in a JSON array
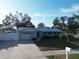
[{"x1": 0, "y1": 41, "x2": 47, "y2": 59}]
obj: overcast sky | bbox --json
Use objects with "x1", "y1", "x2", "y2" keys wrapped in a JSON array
[{"x1": 0, "y1": 0, "x2": 79, "y2": 27}]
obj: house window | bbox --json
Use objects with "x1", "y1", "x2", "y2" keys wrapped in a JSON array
[
  {"x1": 52, "y1": 33, "x2": 55, "y2": 36},
  {"x1": 54, "y1": 32, "x2": 59, "y2": 36},
  {"x1": 47, "y1": 32, "x2": 52, "y2": 35}
]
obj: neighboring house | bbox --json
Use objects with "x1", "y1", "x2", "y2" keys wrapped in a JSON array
[{"x1": 37, "y1": 28, "x2": 61, "y2": 40}]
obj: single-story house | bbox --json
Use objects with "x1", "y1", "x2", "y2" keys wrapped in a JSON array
[
  {"x1": 0, "y1": 27, "x2": 61, "y2": 41},
  {"x1": 37, "y1": 28, "x2": 61, "y2": 40},
  {"x1": 18, "y1": 27, "x2": 37, "y2": 40},
  {"x1": 0, "y1": 27, "x2": 37, "y2": 41}
]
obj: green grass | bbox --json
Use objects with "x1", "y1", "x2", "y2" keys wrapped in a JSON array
[
  {"x1": 47, "y1": 54, "x2": 79, "y2": 59},
  {"x1": 35, "y1": 39, "x2": 66, "y2": 51},
  {"x1": 71, "y1": 41, "x2": 79, "y2": 46},
  {"x1": 35, "y1": 38, "x2": 79, "y2": 51}
]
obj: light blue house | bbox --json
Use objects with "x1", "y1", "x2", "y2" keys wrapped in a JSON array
[{"x1": 0, "y1": 27, "x2": 61, "y2": 41}]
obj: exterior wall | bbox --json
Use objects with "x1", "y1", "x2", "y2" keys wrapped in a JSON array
[
  {"x1": 30, "y1": 31, "x2": 37, "y2": 39},
  {"x1": 18, "y1": 27, "x2": 37, "y2": 40},
  {"x1": 37, "y1": 32, "x2": 60, "y2": 39},
  {"x1": 0, "y1": 28, "x2": 37, "y2": 41},
  {"x1": 0, "y1": 27, "x2": 61, "y2": 41},
  {"x1": 19, "y1": 34, "x2": 32, "y2": 40},
  {"x1": 0, "y1": 32, "x2": 19, "y2": 41}
]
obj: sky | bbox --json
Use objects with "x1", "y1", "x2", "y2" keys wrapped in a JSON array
[{"x1": 0, "y1": 0, "x2": 79, "y2": 27}]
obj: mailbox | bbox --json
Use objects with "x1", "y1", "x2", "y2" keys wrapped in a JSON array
[{"x1": 65, "y1": 47, "x2": 72, "y2": 52}]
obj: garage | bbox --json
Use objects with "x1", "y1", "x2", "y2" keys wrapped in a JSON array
[{"x1": 18, "y1": 28, "x2": 37, "y2": 41}]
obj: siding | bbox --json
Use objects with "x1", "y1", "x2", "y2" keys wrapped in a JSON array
[{"x1": 0, "y1": 33, "x2": 19, "y2": 41}]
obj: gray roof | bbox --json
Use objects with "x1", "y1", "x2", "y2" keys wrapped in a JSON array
[{"x1": 37, "y1": 28, "x2": 61, "y2": 32}]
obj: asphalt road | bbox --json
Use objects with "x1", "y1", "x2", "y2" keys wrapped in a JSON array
[{"x1": 43, "y1": 49, "x2": 79, "y2": 56}]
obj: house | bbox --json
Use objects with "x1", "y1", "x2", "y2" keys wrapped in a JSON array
[
  {"x1": 37, "y1": 27, "x2": 61, "y2": 40},
  {"x1": 0, "y1": 26, "x2": 61, "y2": 41},
  {"x1": 0, "y1": 13, "x2": 61, "y2": 41},
  {"x1": 18, "y1": 27, "x2": 37, "y2": 40}
]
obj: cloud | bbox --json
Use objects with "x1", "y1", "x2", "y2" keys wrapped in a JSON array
[
  {"x1": 31, "y1": 4, "x2": 79, "y2": 19},
  {"x1": 31, "y1": 12, "x2": 44, "y2": 17},
  {"x1": 60, "y1": 4, "x2": 79, "y2": 13},
  {"x1": 31, "y1": 12, "x2": 61, "y2": 17},
  {"x1": 31, "y1": 12, "x2": 72, "y2": 18}
]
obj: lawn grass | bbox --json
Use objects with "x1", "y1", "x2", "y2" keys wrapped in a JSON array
[
  {"x1": 47, "y1": 54, "x2": 79, "y2": 59},
  {"x1": 35, "y1": 38, "x2": 79, "y2": 51},
  {"x1": 70, "y1": 41, "x2": 79, "y2": 46},
  {"x1": 35, "y1": 38, "x2": 66, "y2": 51}
]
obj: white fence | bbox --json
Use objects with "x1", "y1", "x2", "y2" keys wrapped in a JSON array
[{"x1": 0, "y1": 32, "x2": 19, "y2": 41}]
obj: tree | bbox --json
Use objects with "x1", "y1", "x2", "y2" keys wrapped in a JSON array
[
  {"x1": 64, "y1": 16, "x2": 78, "y2": 42},
  {"x1": 53, "y1": 15, "x2": 79, "y2": 43},
  {"x1": 2, "y1": 12, "x2": 20, "y2": 29},
  {"x1": 2, "y1": 12, "x2": 35, "y2": 29},
  {"x1": 60, "y1": 16, "x2": 68, "y2": 29},
  {"x1": 37, "y1": 23, "x2": 45, "y2": 28},
  {"x1": 67, "y1": 16, "x2": 79, "y2": 34},
  {"x1": 53, "y1": 17, "x2": 61, "y2": 28},
  {"x1": 2, "y1": 15, "x2": 13, "y2": 29},
  {"x1": 15, "y1": 12, "x2": 35, "y2": 28}
]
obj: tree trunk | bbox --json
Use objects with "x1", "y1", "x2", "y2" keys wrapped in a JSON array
[{"x1": 66, "y1": 32, "x2": 70, "y2": 43}]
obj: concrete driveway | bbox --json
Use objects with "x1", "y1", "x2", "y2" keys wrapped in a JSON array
[{"x1": 0, "y1": 41, "x2": 47, "y2": 59}]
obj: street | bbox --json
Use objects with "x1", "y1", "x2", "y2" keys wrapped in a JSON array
[{"x1": 43, "y1": 49, "x2": 79, "y2": 56}]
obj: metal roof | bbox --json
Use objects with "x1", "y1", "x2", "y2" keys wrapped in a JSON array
[{"x1": 37, "y1": 28, "x2": 61, "y2": 32}]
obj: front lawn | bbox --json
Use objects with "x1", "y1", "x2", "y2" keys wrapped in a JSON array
[
  {"x1": 70, "y1": 41, "x2": 79, "y2": 46},
  {"x1": 47, "y1": 54, "x2": 79, "y2": 59},
  {"x1": 35, "y1": 38, "x2": 79, "y2": 51},
  {"x1": 35, "y1": 38, "x2": 66, "y2": 51}
]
